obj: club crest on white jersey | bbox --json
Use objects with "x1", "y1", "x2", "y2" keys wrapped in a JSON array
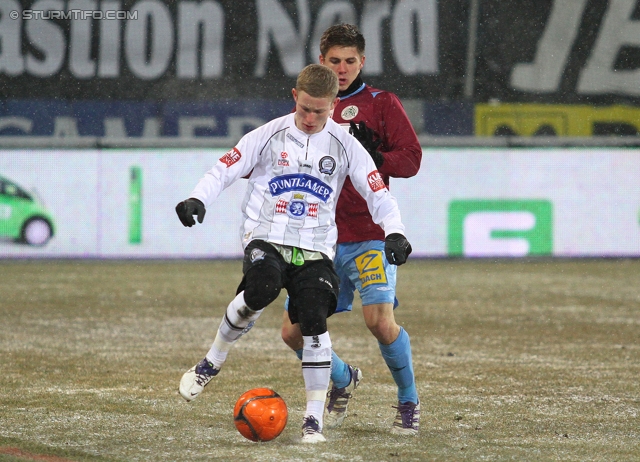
[{"x1": 318, "y1": 156, "x2": 336, "y2": 175}]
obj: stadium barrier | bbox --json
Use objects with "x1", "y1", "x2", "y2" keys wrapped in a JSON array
[{"x1": 1, "y1": 135, "x2": 640, "y2": 149}]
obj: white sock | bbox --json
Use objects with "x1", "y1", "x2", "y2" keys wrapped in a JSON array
[
  {"x1": 205, "y1": 291, "x2": 263, "y2": 368},
  {"x1": 302, "y1": 332, "x2": 332, "y2": 429}
]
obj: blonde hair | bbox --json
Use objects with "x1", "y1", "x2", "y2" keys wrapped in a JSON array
[{"x1": 296, "y1": 64, "x2": 339, "y2": 99}]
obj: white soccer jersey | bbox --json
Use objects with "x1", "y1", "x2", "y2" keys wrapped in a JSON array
[{"x1": 189, "y1": 113, "x2": 404, "y2": 259}]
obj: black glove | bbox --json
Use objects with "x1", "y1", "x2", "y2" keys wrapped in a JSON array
[
  {"x1": 384, "y1": 233, "x2": 412, "y2": 265},
  {"x1": 349, "y1": 121, "x2": 384, "y2": 169},
  {"x1": 176, "y1": 198, "x2": 206, "y2": 227}
]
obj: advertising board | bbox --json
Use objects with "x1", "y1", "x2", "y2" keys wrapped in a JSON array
[{"x1": 1, "y1": 148, "x2": 638, "y2": 258}]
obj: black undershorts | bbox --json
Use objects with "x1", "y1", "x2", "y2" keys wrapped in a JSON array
[{"x1": 237, "y1": 239, "x2": 340, "y2": 324}]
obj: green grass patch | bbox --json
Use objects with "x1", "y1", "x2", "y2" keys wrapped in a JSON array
[{"x1": 1, "y1": 259, "x2": 638, "y2": 461}]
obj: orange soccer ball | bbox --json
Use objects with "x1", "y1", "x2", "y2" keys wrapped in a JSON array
[{"x1": 233, "y1": 388, "x2": 288, "y2": 442}]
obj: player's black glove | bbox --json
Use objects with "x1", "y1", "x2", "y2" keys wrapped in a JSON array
[
  {"x1": 176, "y1": 198, "x2": 206, "y2": 227},
  {"x1": 349, "y1": 120, "x2": 384, "y2": 169},
  {"x1": 384, "y1": 233, "x2": 412, "y2": 266}
]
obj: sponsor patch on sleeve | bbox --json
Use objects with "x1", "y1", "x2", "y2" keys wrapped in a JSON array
[
  {"x1": 367, "y1": 171, "x2": 386, "y2": 192},
  {"x1": 219, "y1": 147, "x2": 242, "y2": 167}
]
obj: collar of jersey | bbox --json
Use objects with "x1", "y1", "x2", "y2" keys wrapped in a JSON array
[
  {"x1": 337, "y1": 75, "x2": 366, "y2": 101},
  {"x1": 289, "y1": 113, "x2": 327, "y2": 138}
]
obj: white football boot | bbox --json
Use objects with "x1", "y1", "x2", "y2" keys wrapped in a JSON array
[
  {"x1": 324, "y1": 365, "x2": 362, "y2": 429},
  {"x1": 301, "y1": 416, "x2": 326, "y2": 443},
  {"x1": 390, "y1": 400, "x2": 420, "y2": 436},
  {"x1": 179, "y1": 358, "x2": 219, "y2": 402}
]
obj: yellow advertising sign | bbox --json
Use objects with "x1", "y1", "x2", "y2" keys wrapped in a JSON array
[{"x1": 476, "y1": 104, "x2": 640, "y2": 137}]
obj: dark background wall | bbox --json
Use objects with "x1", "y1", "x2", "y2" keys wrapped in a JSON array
[
  {"x1": 1, "y1": 0, "x2": 639, "y2": 139},
  {"x1": 1, "y1": 0, "x2": 638, "y2": 104}
]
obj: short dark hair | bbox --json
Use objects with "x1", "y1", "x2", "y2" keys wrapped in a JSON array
[
  {"x1": 296, "y1": 64, "x2": 339, "y2": 99},
  {"x1": 319, "y1": 24, "x2": 365, "y2": 57}
]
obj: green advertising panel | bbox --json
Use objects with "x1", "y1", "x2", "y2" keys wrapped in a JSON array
[
  {"x1": 449, "y1": 200, "x2": 553, "y2": 257},
  {"x1": 128, "y1": 166, "x2": 142, "y2": 244}
]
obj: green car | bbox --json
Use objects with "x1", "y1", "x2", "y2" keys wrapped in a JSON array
[{"x1": 0, "y1": 175, "x2": 55, "y2": 246}]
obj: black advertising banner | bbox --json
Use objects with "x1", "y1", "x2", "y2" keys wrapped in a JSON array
[
  {"x1": 0, "y1": 0, "x2": 452, "y2": 100},
  {"x1": 474, "y1": 0, "x2": 640, "y2": 105},
  {"x1": 1, "y1": 0, "x2": 639, "y2": 104}
]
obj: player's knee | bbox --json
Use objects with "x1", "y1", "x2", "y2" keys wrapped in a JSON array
[
  {"x1": 368, "y1": 317, "x2": 400, "y2": 345},
  {"x1": 281, "y1": 322, "x2": 303, "y2": 350},
  {"x1": 243, "y1": 265, "x2": 282, "y2": 310},
  {"x1": 296, "y1": 289, "x2": 332, "y2": 337}
]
